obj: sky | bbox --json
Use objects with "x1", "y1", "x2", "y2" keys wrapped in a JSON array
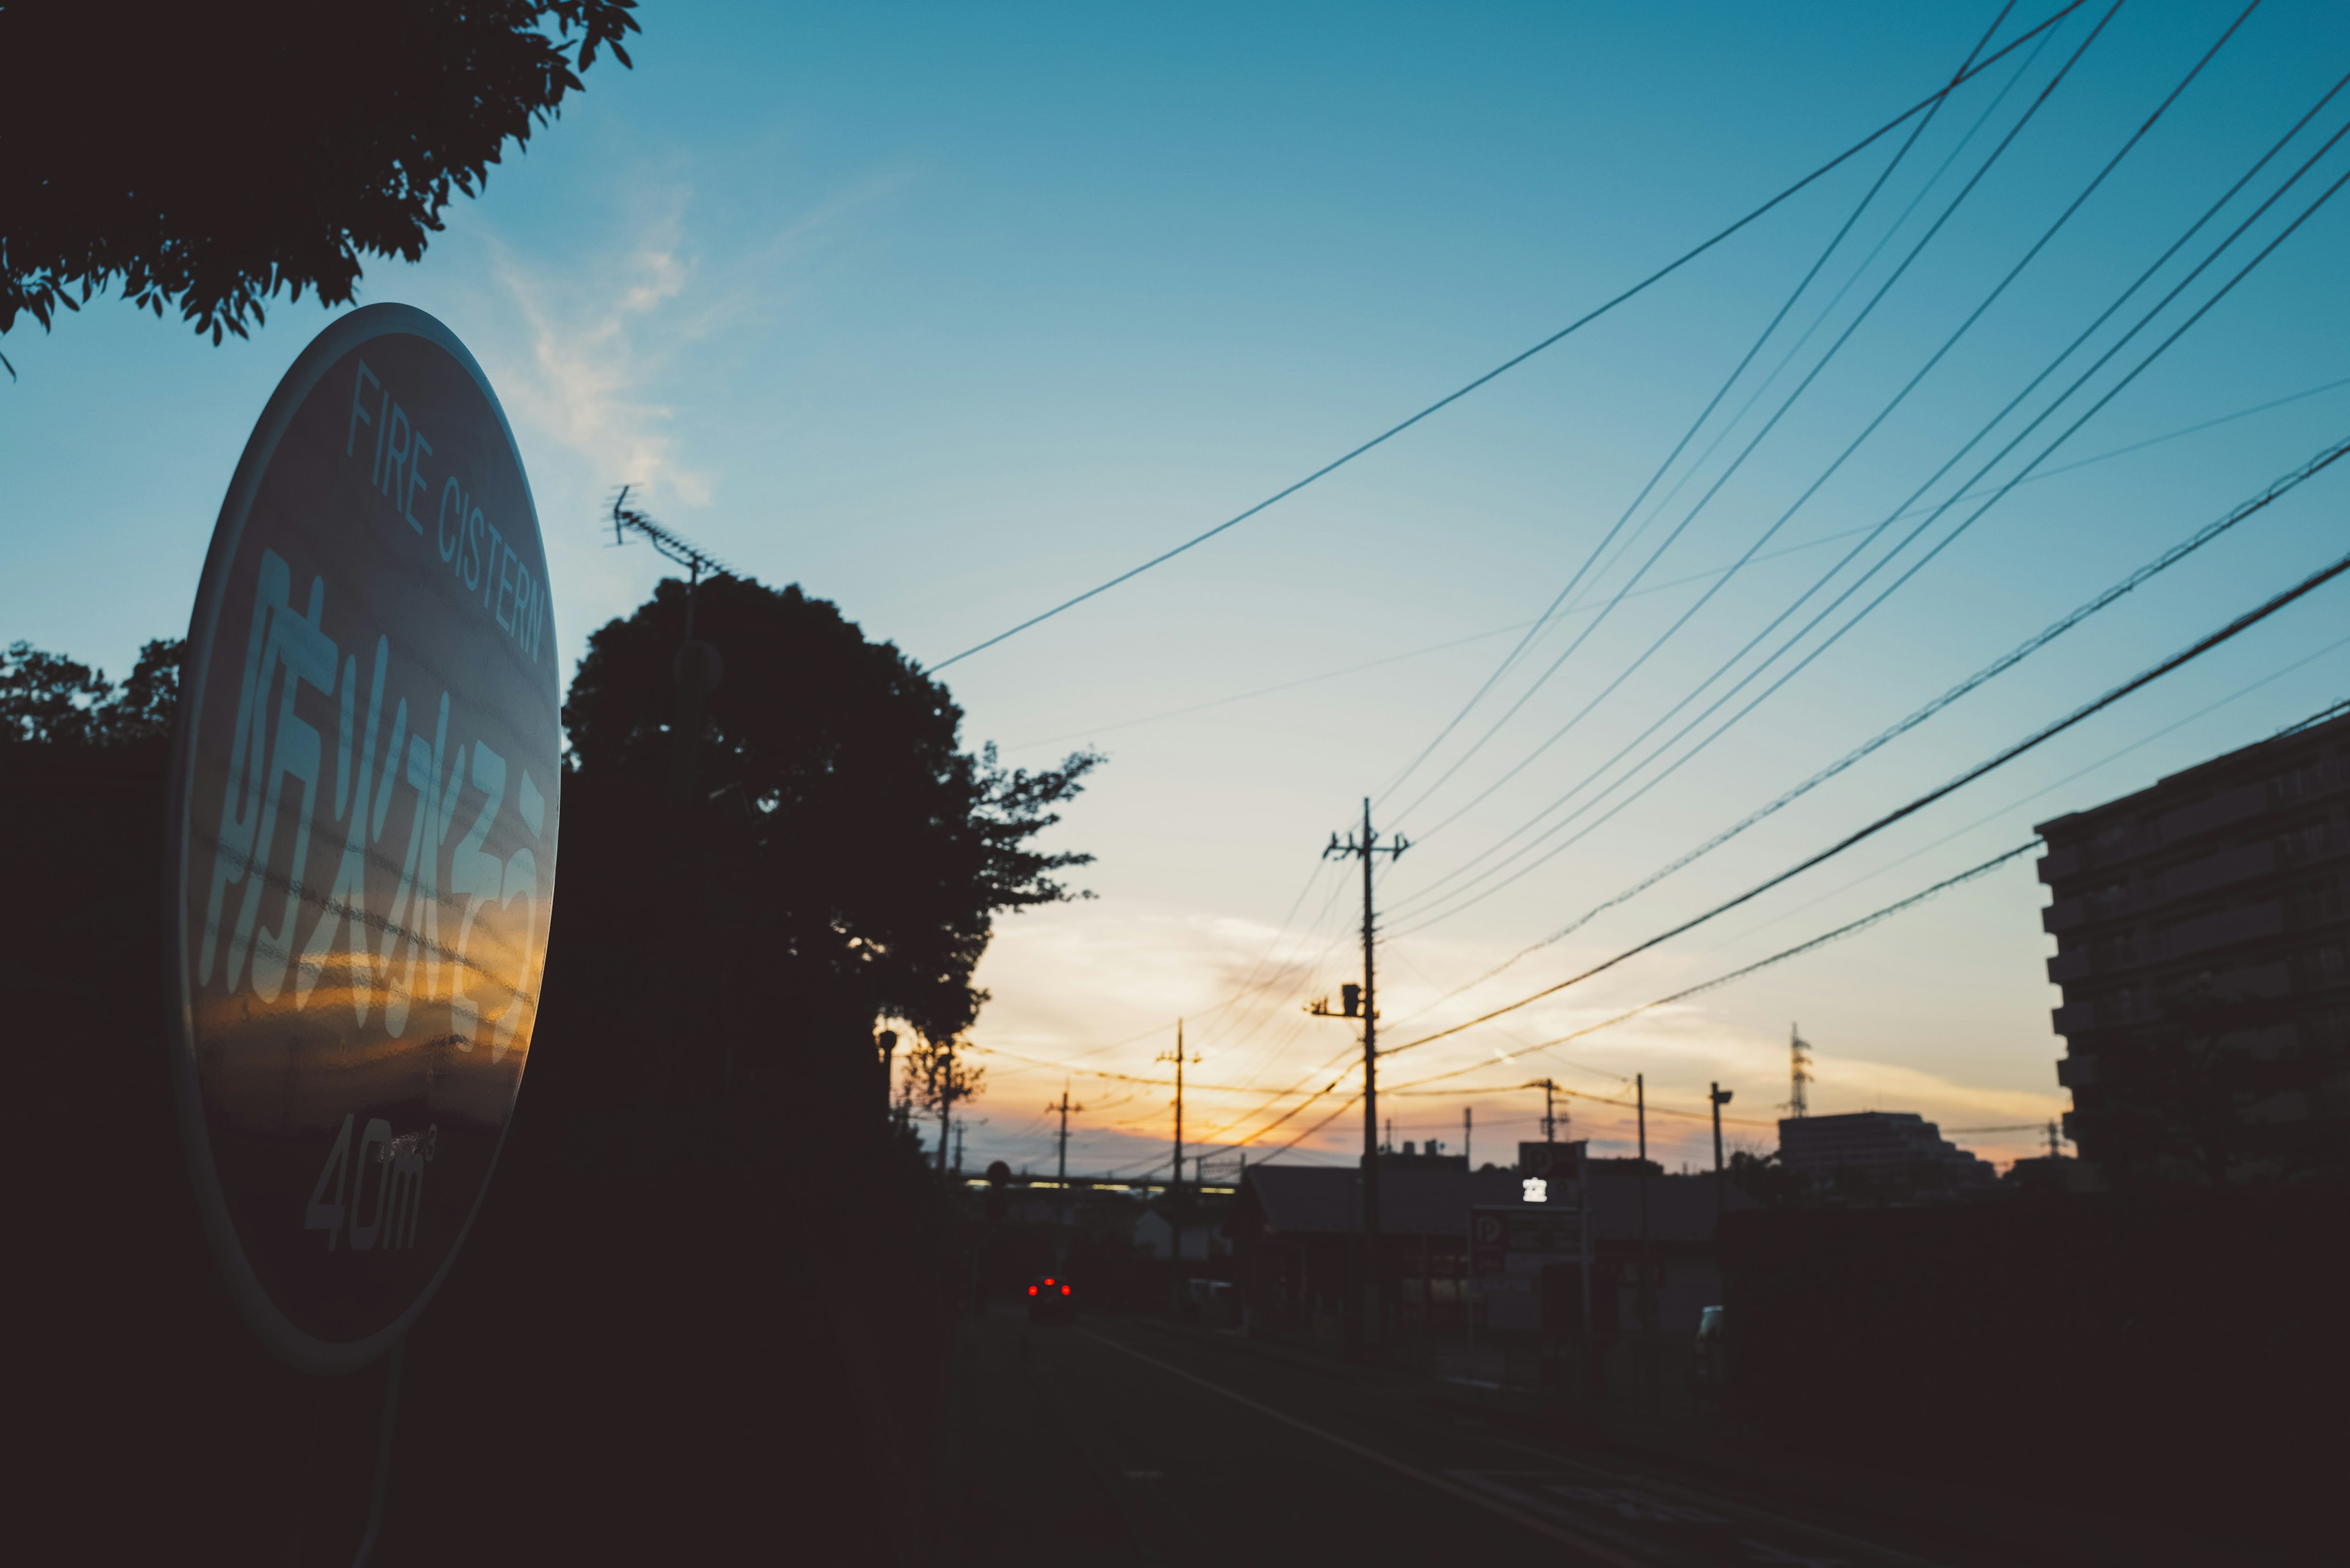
[{"x1": 7, "y1": 0, "x2": 2348, "y2": 1179}]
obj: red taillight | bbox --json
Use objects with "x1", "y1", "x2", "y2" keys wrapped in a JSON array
[
  {"x1": 1043, "y1": 1277, "x2": 1054, "y2": 1285},
  {"x1": 1060, "y1": 1285, "x2": 1071, "y2": 1296},
  {"x1": 1027, "y1": 1285, "x2": 1038, "y2": 1296}
]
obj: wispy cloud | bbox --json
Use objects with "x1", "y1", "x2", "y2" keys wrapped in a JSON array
[
  {"x1": 489, "y1": 187, "x2": 712, "y2": 509},
  {"x1": 478, "y1": 165, "x2": 912, "y2": 518}
]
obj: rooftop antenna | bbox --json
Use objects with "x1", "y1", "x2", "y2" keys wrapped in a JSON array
[
  {"x1": 608, "y1": 485, "x2": 737, "y2": 637},
  {"x1": 607, "y1": 486, "x2": 737, "y2": 803},
  {"x1": 1788, "y1": 1023, "x2": 1813, "y2": 1119}
]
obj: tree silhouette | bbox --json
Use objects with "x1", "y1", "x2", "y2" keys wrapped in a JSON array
[
  {"x1": 2, "y1": 638, "x2": 181, "y2": 745},
  {"x1": 561, "y1": 573, "x2": 1102, "y2": 1047},
  {"x1": 2096, "y1": 973, "x2": 2328, "y2": 1187},
  {"x1": 1727, "y1": 1148, "x2": 1803, "y2": 1208},
  {"x1": 1, "y1": 1, "x2": 638, "y2": 371}
]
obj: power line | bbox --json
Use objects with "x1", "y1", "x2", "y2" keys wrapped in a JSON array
[
  {"x1": 1191, "y1": 854, "x2": 1409, "y2": 1098},
  {"x1": 1373, "y1": 0, "x2": 2032, "y2": 813},
  {"x1": 979, "y1": 1045, "x2": 1345, "y2": 1098},
  {"x1": 1187, "y1": 854, "x2": 1425, "y2": 1146},
  {"x1": 1013, "y1": 858, "x2": 1349, "y2": 1085},
  {"x1": 1174, "y1": 861, "x2": 1345, "y2": 1062},
  {"x1": 1396, "y1": 1, "x2": 2222, "y2": 843},
  {"x1": 1428, "y1": 432, "x2": 2350, "y2": 1002},
  {"x1": 1000, "y1": 370, "x2": 2350, "y2": 762},
  {"x1": 1183, "y1": 864, "x2": 1363, "y2": 1082},
  {"x1": 1391, "y1": 21, "x2": 2318, "y2": 917},
  {"x1": 1707, "y1": 678, "x2": 2350, "y2": 962},
  {"x1": 1379, "y1": 540, "x2": 2350, "y2": 1058},
  {"x1": 1525, "y1": 841, "x2": 2040, "y2": 1053},
  {"x1": 924, "y1": 5, "x2": 2089, "y2": 671},
  {"x1": 1381, "y1": 1068, "x2": 1779, "y2": 1130},
  {"x1": 1192, "y1": 1042, "x2": 1365, "y2": 1146},
  {"x1": 1563, "y1": 32, "x2": 2059, "y2": 621},
  {"x1": 1390, "y1": 85, "x2": 2350, "y2": 930},
  {"x1": 1392, "y1": 4, "x2": 2102, "y2": 831},
  {"x1": 1242, "y1": 1092, "x2": 1365, "y2": 1164}
]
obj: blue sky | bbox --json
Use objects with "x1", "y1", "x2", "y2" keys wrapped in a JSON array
[{"x1": 7, "y1": 1, "x2": 2347, "y2": 1176}]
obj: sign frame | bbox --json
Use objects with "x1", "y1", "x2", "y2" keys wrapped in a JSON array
[{"x1": 163, "y1": 303, "x2": 554, "y2": 1375}]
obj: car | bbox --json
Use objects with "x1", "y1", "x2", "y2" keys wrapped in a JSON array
[
  {"x1": 1026, "y1": 1275, "x2": 1078, "y2": 1325},
  {"x1": 1692, "y1": 1305, "x2": 1728, "y2": 1392}
]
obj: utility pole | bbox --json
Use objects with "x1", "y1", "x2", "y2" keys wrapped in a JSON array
[
  {"x1": 1463, "y1": 1107, "x2": 1472, "y2": 1170},
  {"x1": 1788, "y1": 1023, "x2": 1812, "y2": 1119},
  {"x1": 1158, "y1": 1021, "x2": 1198, "y2": 1315},
  {"x1": 1048, "y1": 1083, "x2": 1085, "y2": 1189},
  {"x1": 953, "y1": 1122, "x2": 966, "y2": 1178},
  {"x1": 1539, "y1": 1078, "x2": 1559, "y2": 1144},
  {"x1": 934, "y1": 1047, "x2": 949, "y2": 1176},
  {"x1": 2045, "y1": 1118, "x2": 2065, "y2": 1159},
  {"x1": 1637, "y1": 1074, "x2": 1654, "y2": 1335},
  {"x1": 1709, "y1": 1083, "x2": 1734, "y2": 1224},
  {"x1": 1311, "y1": 798, "x2": 1408, "y2": 1356}
]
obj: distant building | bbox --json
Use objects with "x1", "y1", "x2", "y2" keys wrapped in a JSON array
[
  {"x1": 1225, "y1": 1159, "x2": 1747, "y2": 1337},
  {"x1": 1132, "y1": 1209, "x2": 1224, "y2": 1263},
  {"x1": 2037, "y1": 709, "x2": 2349, "y2": 1182},
  {"x1": 1999, "y1": 1152, "x2": 2101, "y2": 1194},
  {"x1": 1378, "y1": 1141, "x2": 1468, "y2": 1171},
  {"x1": 1777, "y1": 1111, "x2": 1997, "y2": 1195}
]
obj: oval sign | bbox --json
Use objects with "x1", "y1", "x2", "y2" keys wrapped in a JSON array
[{"x1": 166, "y1": 305, "x2": 559, "y2": 1372}]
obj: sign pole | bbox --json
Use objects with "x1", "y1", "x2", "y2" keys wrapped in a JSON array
[{"x1": 350, "y1": 1337, "x2": 407, "y2": 1566}]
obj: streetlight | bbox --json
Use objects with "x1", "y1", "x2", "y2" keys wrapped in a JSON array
[{"x1": 1709, "y1": 1084, "x2": 1734, "y2": 1222}]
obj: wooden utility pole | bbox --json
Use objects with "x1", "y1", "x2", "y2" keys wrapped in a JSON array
[
  {"x1": 1048, "y1": 1083, "x2": 1084, "y2": 1189},
  {"x1": 934, "y1": 1043, "x2": 952, "y2": 1177},
  {"x1": 1159, "y1": 1021, "x2": 1197, "y2": 1313},
  {"x1": 1636, "y1": 1074, "x2": 1655, "y2": 1334},
  {"x1": 1313, "y1": 799, "x2": 1408, "y2": 1354}
]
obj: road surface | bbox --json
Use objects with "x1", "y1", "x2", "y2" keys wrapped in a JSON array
[{"x1": 952, "y1": 1305, "x2": 1955, "y2": 1568}]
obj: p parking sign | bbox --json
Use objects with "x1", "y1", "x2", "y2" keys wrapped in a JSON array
[{"x1": 166, "y1": 305, "x2": 559, "y2": 1373}]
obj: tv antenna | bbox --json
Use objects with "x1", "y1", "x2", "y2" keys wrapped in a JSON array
[{"x1": 608, "y1": 485, "x2": 736, "y2": 637}]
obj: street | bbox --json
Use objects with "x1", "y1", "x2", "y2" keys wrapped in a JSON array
[{"x1": 952, "y1": 1305, "x2": 1949, "y2": 1568}]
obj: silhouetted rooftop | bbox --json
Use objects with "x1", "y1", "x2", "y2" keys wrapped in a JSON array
[{"x1": 1233, "y1": 1161, "x2": 1747, "y2": 1241}]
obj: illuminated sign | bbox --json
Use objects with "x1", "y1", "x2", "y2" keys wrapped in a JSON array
[
  {"x1": 1518, "y1": 1140, "x2": 1586, "y2": 1211},
  {"x1": 165, "y1": 305, "x2": 558, "y2": 1373}
]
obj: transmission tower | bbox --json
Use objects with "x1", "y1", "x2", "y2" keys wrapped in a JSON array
[{"x1": 1788, "y1": 1023, "x2": 1813, "y2": 1119}]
